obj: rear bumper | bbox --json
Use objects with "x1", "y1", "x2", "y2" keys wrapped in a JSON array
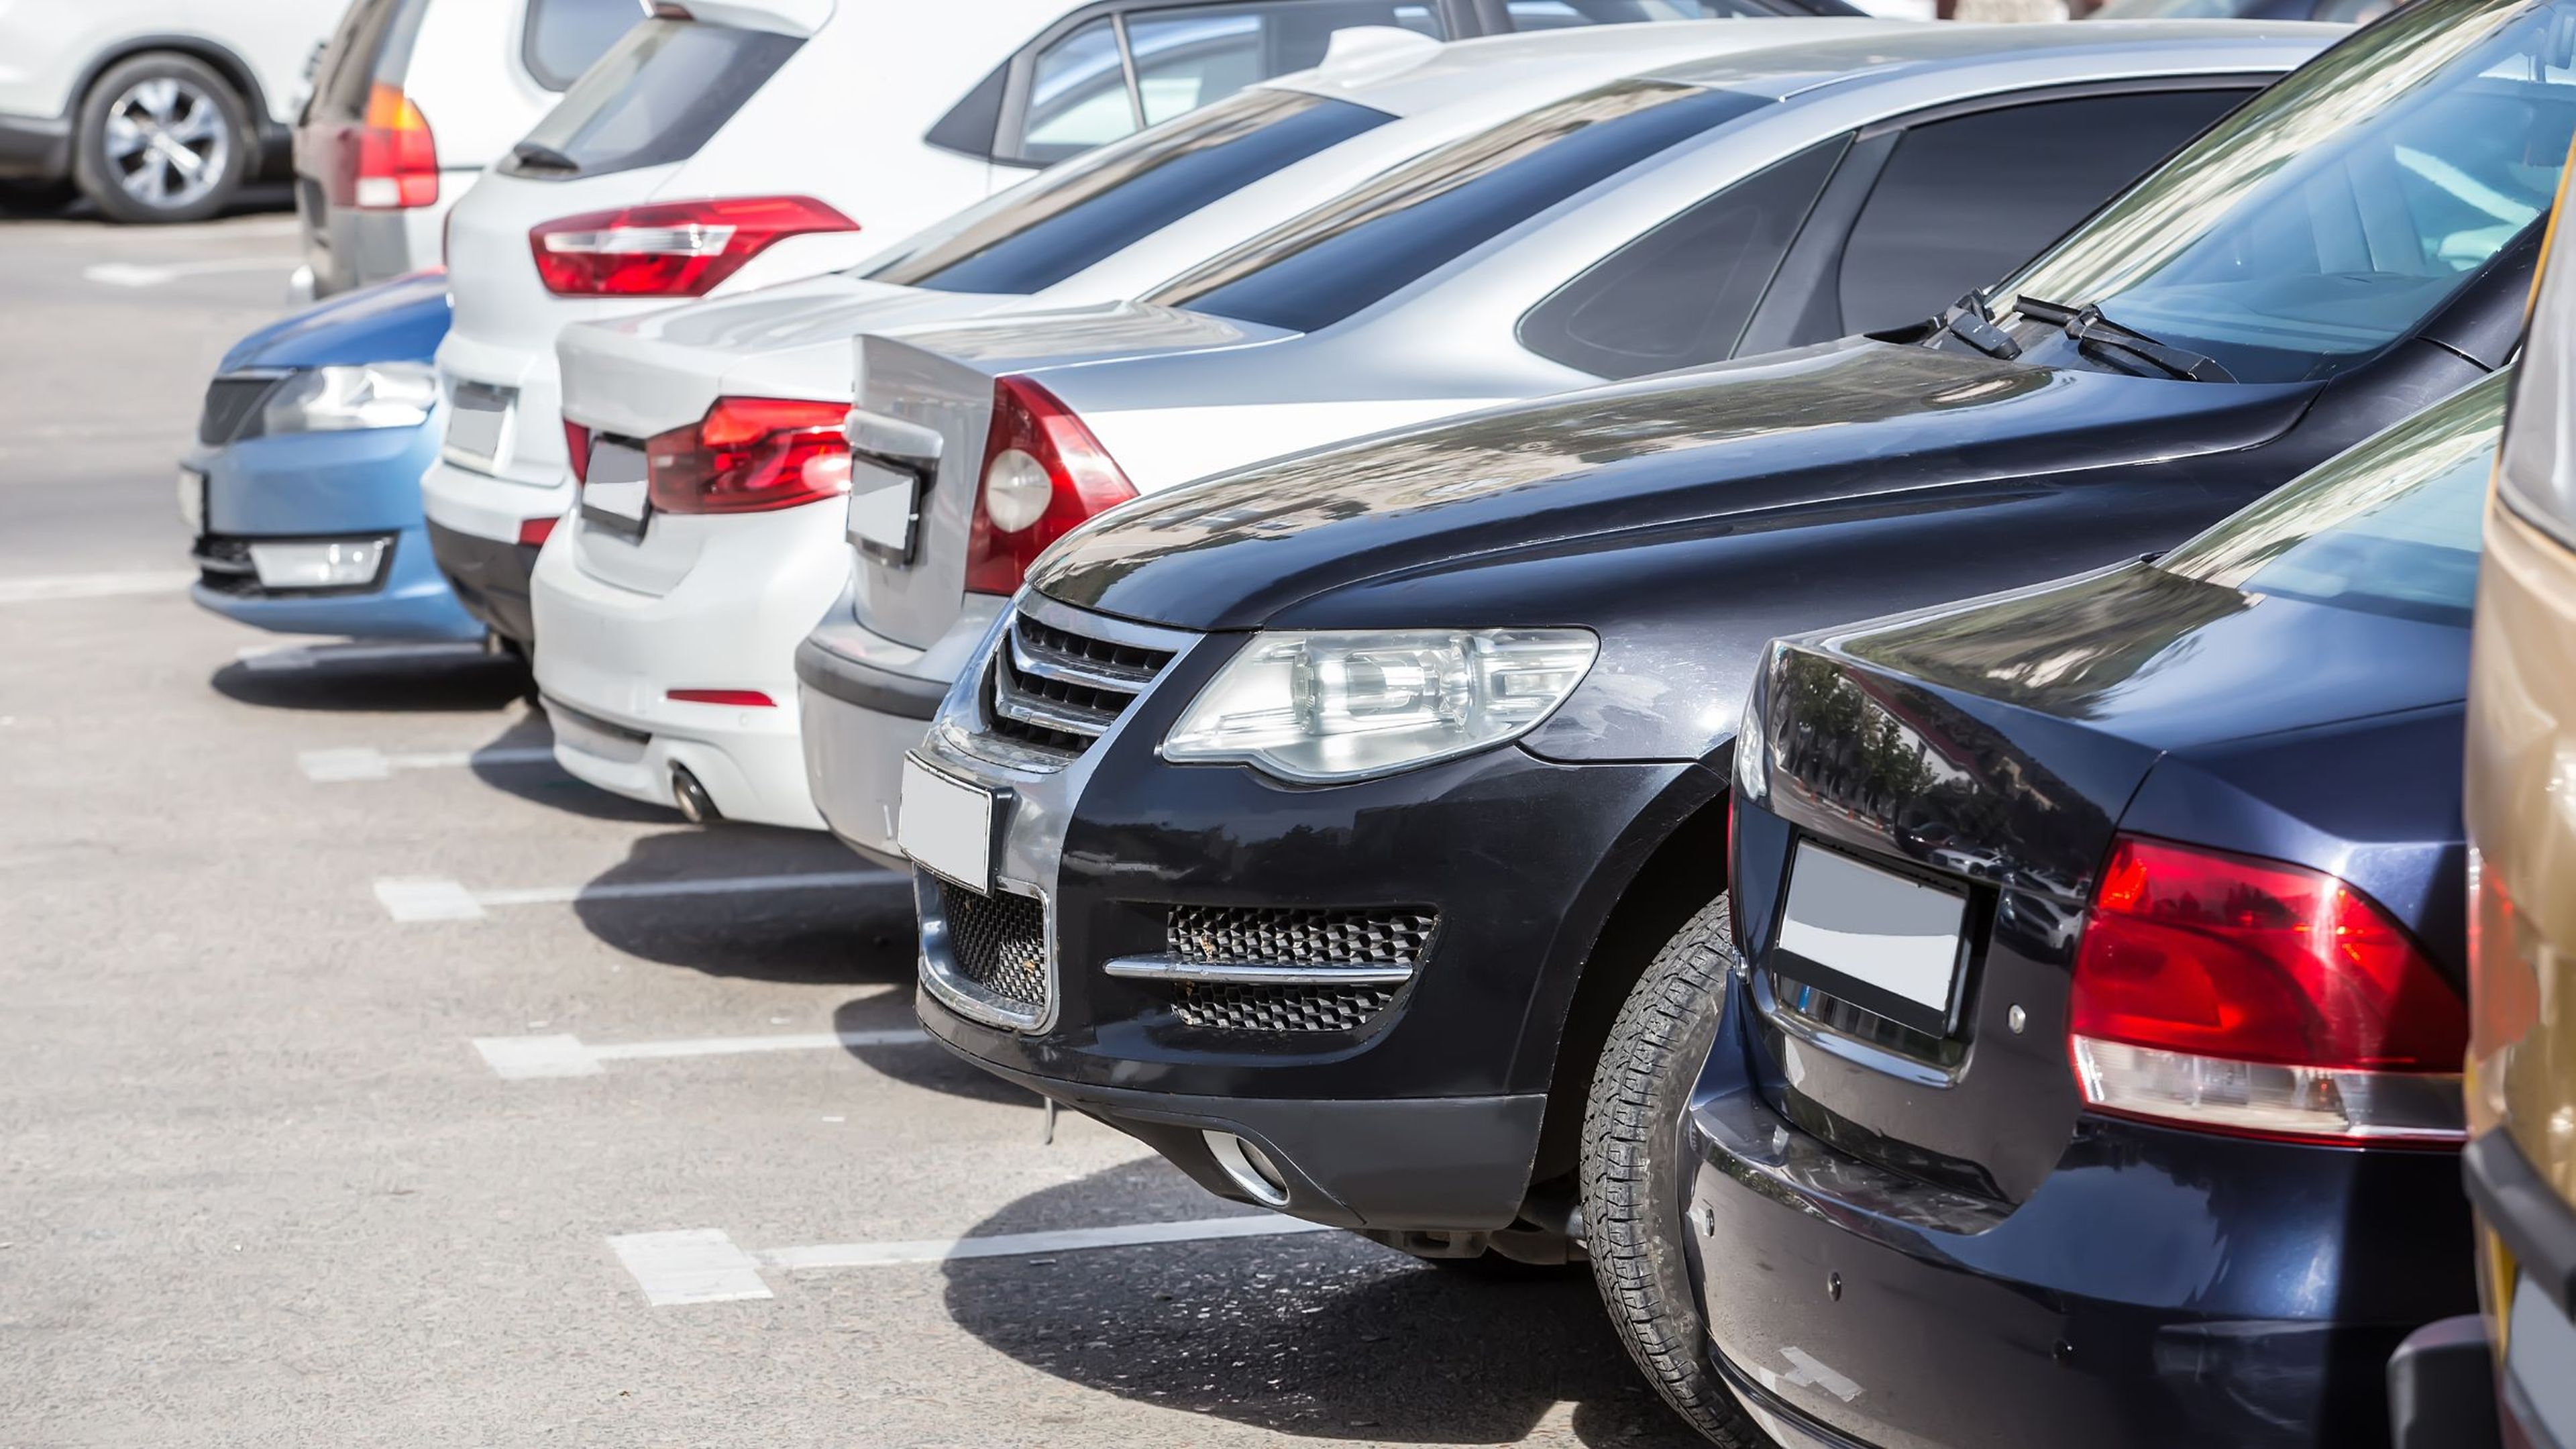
[
  {"x1": 425, "y1": 519, "x2": 539, "y2": 647},
  {"x1": 792, "y1": 599, "x2": 1003, "y2": 861},
  {"x1": 0, "y1": 109, "x2": 69, "y2": 180},
  {"x1": 299, "y1": 185, "x2": 455, "y2": 298},
  {"x1": 1686, "y1": 1047, "x2": 2477, "y2": 1449}
]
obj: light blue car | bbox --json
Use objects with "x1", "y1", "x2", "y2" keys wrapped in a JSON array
[{"x1": 184, "y1": 270, "x2": 482, "y2": 641}]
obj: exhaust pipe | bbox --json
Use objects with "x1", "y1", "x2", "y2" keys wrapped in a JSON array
[
  {"x1": 670, "y1": 764, "x2": 720, "y2": 824},
  {"x1": 1202, "y1": 1130, "x2": 1292, "y2": 1207}
]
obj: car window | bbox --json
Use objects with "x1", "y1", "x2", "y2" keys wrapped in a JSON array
[
  {"x1": 1839, "y1": 89, "x2": 2251, "y2": 335},
  {"x1": 2158, "y1": 368, "x2": 2508, "y2": 624},
  {"x1": 1517, "y1": 138, "x2": 1843, "y2": 379},
  {"x1": 523, "y1": 0, "x2": 647, "y2": 91},
  {"x1": 2000, "y1": 0, "x2": 2576, "y2": 383},
  {"x1": 1505, "y1": 0, "x2": 1790, "y2": 23},
  {"x1": 871, "y1": 89, "x2": 1391, "y2": 293},
  {"x1": 1025, "y1": 17, "x2": 1137, "y2": 157},
  {"x1": 305, "y1": 0, "x2": 431, "y2": 122},
  {"x1": 1150, "y1": 81, "x2": 1775, "y2": 334},
  {"x1": 500, "y1": 18, "x2": 800, "y2": 179}
]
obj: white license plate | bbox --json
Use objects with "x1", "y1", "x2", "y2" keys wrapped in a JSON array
[
  {"x1": 899, "y1": 755, "x2": 998, "y2": 893},
  {"x1": 444, "y1": 381, "x2": 514, "y2": 469},
  {"x1": 580, "y1": 439, "x2": 650, "y2": 539},
  {"x1": 2508, "y1": 1273, "x2": 2576, "y2": 1444},
  {"x1": 177, "y1": 466, "x2": 206, "y2": 535},
  {"x1": 846, "y1": 455, "x2": 920, "y2": 561},
  {"x1": 1774, "y1": 841, "x2": 1968, "y2": 1034}
]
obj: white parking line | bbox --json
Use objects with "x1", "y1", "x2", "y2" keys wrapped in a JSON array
[
  {"x1": 238, "y1": 641, "x2": 491, "y2": 673},
  {"x1": 474, "y1": 1021, "x2": 926, "y2": 1079},
  {"x1": 611, "y1": 1216, "x2": 1337, "y2": 1306},
  {"x1": 374, "y1": 869, "x2": 893, "y2": 922},
  {"x1": 0, "y1": 570, "x2": 195, "y2": 606},
  {"x1": 299, "y1": 745, "x2": 557, "y2": 782},
  {"x1": 83, "y1": 257, "x2": 297, "y2": 288}
]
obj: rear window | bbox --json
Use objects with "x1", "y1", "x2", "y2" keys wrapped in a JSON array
[
  {"x1": 523, "y1": 0, "x2": 647, "y2": 91},
  {"x1": 305, "y1": 0, "x2": 431, "y2": 123},
  {"x1": 499, "y1": 17, "x2": 800, "y2": 179},
  {"x1": 869, "y1": 89, "x2": 1391, "y2": 295},
  {"x1": 2157, "y1": 368, "x2": 2508, "y2": 625},
  {"x1": 1147, "y1": 80, "x2": 1772, "y2": 334}
]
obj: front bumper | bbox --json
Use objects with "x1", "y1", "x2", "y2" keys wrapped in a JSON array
[
  {"x1": 192, "y1": 525, "x2": 480, "y2": 641},
  {"x1": 906, "y1": 596, "x2": 1705, "y2": 1231},
  {"x1": 528, "y1": 507, "x2": 847, "y2": 830},
  {"x1": 1687, "y1": 1006, "x2": 2477, "y2": 1449}
]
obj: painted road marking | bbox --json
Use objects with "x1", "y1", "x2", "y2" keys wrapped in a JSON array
[
  {"x1": 0, "y1": 570, "x2": 195, "y2": 606},
  {"x1": 375, "y1": 869, "x2": 892, "y2": 922},
  {"x1": 474, "y1": 1020, "x2": 923, "y2": 1079},
  {"x1": 299, "y1": 745, "x2": 557, "y2": 782},
  {"x1": 611, "y1": 1216, "x2": 1337, "y2": 1305},
  {"x1": 83, "y1": 257, "x2": 299, "y2": 288},
  {"x1": 239, "y1": 641, "x2": 491, "y2": 673}
]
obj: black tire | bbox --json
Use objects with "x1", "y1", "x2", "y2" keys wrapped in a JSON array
[
  {"x1": 73, "y1": 52, "x2": 253, "y2": 224},
  {"x1": 1580, "y1": 893, "x2": 1764, "y2": 1446}
]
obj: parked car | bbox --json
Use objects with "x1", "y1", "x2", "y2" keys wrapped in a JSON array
[
  {"x1": 183, "y1": 270, "x2": 482, "y2": 643},
  {"x1": 0, "y1": 0, "x2": 342, "y2": 223},
  {"x1": 812, "y1": 17, "x2": 2329, "y2": 862},
  {"x1": 532, "y1": 19, "x2": 1896, "y2": 831},
  {"x1": 2383, "y1": 109, "x2": 2576, "y2": 1449},
  {"x1": 422, "y1": 0, "x2": 1854, "y2": 655},
  {"x1": 295, "y1": 0, "x2": 648, "y2": 298},
  {"x1": 881, "y1": 0, "x2": 2548, "y2": 1352},
  {"x1": 1697, "y1": 366, "x2": 2502, "y2": 1449}
]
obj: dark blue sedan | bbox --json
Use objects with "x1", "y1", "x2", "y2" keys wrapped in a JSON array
[{"x1": 1666, "y1": 368, "x2": 2504, "y2": 1448}]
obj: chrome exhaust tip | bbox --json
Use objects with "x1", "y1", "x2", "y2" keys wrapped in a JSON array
[
  {"x1": 670, "y1": 764, "x2": 720, "y2": 824},
  {"x1": 1202, "y1": 1130, "x2": 1293, "y2": 1207}
]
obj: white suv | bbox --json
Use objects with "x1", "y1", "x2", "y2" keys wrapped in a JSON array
[
  {"x1": 294, "y1": 0, "x2": 649, "y2": 297},
  {"x1": 0, "y1": 0, "x2": 343, "y2": 223}
]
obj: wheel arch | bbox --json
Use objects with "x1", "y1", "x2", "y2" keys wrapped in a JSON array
[{"x1": 73, "y1": 36, "x2": 277, "y2": 133}]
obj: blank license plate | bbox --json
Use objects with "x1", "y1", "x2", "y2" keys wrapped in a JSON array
[
  {"x1": 1774, "y1": 841, "x2": 1968, "y2": 1035},
  {"x1": 847, "y1": 455, "x2": 920, "y2": 561},
  {"x1": 444, "y1": 381, "x2": 514, "y2": 468},
  {"x1": 899, "y1": 755, "x2": 998, "y2": 893},
  {"x1": 177, "y1": 466, "x2": 206, "y2": 535},
  {"x1": 581, "y1": 439, "x2": 650, "y2": 539}
]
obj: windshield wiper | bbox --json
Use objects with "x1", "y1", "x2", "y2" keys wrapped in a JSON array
[
  {"x1": 2013, "y1": 295, "x2": 2233, "y2": 382},
  {"x1": 508, "y1": 141, "x2": 580, "y2": 175},
  {"x1": 1937, "y1": 292, "x2": 2021, "y2": 360}
]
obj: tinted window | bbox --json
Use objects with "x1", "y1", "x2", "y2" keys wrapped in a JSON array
[
  {"x1": 2004, "y1": 0, "x2": 2576, "y2": 382},
  {"x1": 1839, "y1": 89, "x2": 2248, "y2": 335},
  {"x1": 1152, "y1": 82, "x2": 1772, "y2": 333},
  {"x1": 1518, "y1": 138, "x2": 1843, "y2": 379},
  {"x1": 1024, "y1": 17, "x2": 1136, "y2": 158},
  {"x1": 874, "y1": 90, "x2": 1390, "y2": 294},
  {"x1": 501, "y1": 19, "x2": 800, "y2": 179},
  {"x1": 305, "y1": 0, "x2": 431, "y2": 123},
  {"x1": 1506, "y1": 0, "x2": 1792, "y2": 22},
  {"x1": 2159, "y1": 368, "x2": 2507, "y2": 624},
  {"x1": 524, "y1": 0, "x2": 646, "y2": 91}
]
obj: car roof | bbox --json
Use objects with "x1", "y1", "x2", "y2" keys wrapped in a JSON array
[
  {"x1": 1275, "y1": 17, "x2": 1910, "y2": 117},
  {"x1": 1646, "y1": 18, "x2": 2341, "y2": 99}
]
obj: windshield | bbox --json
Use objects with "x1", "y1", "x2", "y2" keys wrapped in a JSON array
[
  {"x1": 2000, "y1": 0, "x2": 2576, "y2": 383},
  {"x1": 1146, "y1": 80, "x2": 1771, "y2": 334},
  {"x1": 867, "y1": 89, "x2": 1390, "y2": 295},
  {"x1": 2158, "y1": 368, "x2": 2508, "y2": 624}
]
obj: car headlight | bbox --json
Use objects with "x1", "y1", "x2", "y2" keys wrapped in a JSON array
[
  {"x1": 1162, "y1": 628, "x2": 1598, "y2": 784},
  {"x1": 1733, "y1": 651, "x2": 1773, "y2": 806},
  {"x1": 254, "y1": 363, "x2": 439, "y2": 437}
]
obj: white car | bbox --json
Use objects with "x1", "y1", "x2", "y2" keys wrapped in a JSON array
[
  {"x1": 294, "y1": 0, "x2": 649, "y2": 297},
  {"x1": 421, "y1": 0, "x2": 1866, "y2": 655},
  {"x1": 529, "y1": 19, "x2": 1886, "y2": 830},
  {"x1": 0, "y1": 0, "x2": 342, "y2": 222}
]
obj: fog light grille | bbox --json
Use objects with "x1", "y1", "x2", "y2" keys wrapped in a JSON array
[
  {"x1": 1173, "y1": 981, "x2": 1397, "y2": 1032},
  {"x1": 940, "y1": 881, "x2": 1048, "y2": 1010},
  {"x1": 1169, "y1": 905, "x2": 1435, "y2": 969}
]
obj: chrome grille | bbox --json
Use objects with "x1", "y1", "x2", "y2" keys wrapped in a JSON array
[
  {"x1": 1170, "y1": 906, "x2": 1436, "y2": 970},
  {"x1": 939, "y1": 880, "x2": 1049, "y2": 1011},
  {"x1": 1173, "y1": 981, "x2": 1399, "y2": 1032},
  {"x1": 199, "y1": 374, "x2": 283, "y2": 445},
  {"x1": 983, "y1": 606, "x2": 1176, "y2": 761}
]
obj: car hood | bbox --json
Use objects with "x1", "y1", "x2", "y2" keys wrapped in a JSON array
[
  {"x1": 1028, "y1": 336, "x2": 2319, "y2": 631},
  {"x1": 220, "y1": 270, "x2": 449, "y2": 371}
]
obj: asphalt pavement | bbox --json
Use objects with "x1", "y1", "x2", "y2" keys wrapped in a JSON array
[{"x1": 0, "y1": 213, "x2": 1702, "y2": 1448}]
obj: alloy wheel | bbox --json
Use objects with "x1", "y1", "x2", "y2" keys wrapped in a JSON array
[{"x1": 101, "y1": 76, "x2": 231, "y2": 213}]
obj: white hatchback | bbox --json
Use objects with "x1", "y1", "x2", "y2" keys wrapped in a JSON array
[{"x1": 527, "y1": 19, "x2": 1849, "y2": 830}]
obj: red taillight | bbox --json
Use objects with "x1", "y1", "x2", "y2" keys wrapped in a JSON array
[
  {"x1": 964, "y1": 375, "x2": 1137, "y2": 596},
  {"x1": 667, "y1": 688, "x2": 775, "y2": 708},
  {"x1": 527, "y1": 196, "x2": 855, "y2": 298},
  {"x1": 517, "y1": 515, "x2": 559, "y2": 547},
  {"x1": 322, "y1": 82, "x2": 438, "y2": 210},
  {"x1": 2068, "y1": 835, "x2": 2468, "y2": 1145},
  {"x1": 563, "y1": 420, "x2": 593, "y2": 483},
  {"x1": 639, "y1": 396, "x2": 851, "y2": 517}
]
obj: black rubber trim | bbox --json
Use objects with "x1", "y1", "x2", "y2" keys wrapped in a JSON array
[
  {"x1": 2466, "y1": 1128, "x2": 2576, "y2": 1316},
  {"x1": 793, "y1": 635, "x2": 946, "y2": 720},
  {"x1": 1705, "y1": 1349, "x2": 1878, "y2": 1449}
]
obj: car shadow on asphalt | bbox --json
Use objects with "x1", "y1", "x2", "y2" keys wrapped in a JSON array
[
  {"x1": 464, "y1": 711, "x2": 677, "y2": 823},
  {"x1": 568, "y1": 825, "x2": 916, "y2": 985},
  {"x1": 210, "y1": 646, "x2": 531, "y2": 714},
  {"x1": 943, "y1": 1169, "x2": 1705, "y2": 1447},
  {"x1": 831, "y1": 994, "x2": 1036, "y2": 1108}
]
